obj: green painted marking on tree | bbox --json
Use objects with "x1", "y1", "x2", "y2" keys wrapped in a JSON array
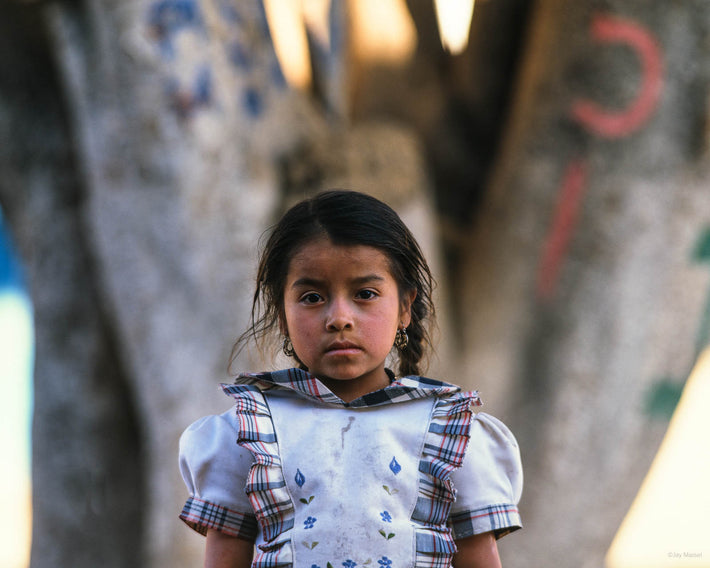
[
  {"x1": 646, "y1": 229, "x2": 710, "y2": 422},
  {"x1": 644, "y1": 377, "x2": 684, "y2": 420},
  {"x1": 692, "y1": 227, "x2": 710, "y2": 356},
  {"x1": 692, "y1": 227, "x2": 710, "y2": 262}
]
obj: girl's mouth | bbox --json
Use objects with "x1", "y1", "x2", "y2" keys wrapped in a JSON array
[{"x1": 325, "y1": 341, "x2": 361, "y2": 355}]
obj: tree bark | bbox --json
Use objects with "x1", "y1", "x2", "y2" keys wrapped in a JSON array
[
  {"x1": 459, "y1": 2, "x2": 710, "y2": 566},
  {"x1": 0, "y1": 3, "x2": 143, "y2": 567}
]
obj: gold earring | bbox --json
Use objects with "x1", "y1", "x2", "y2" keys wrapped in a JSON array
[
  {"x1": 282, "y1": 336, "x2": 296, "y2": 357},
  {"x1": 394, "y1": 327, "x2": 409, "y2": 350}
]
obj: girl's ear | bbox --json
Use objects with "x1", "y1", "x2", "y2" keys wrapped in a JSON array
[
  {"x1": 278, "y1": 309, "x2": 288, "y2": 336},
  {"x1": 400, "y1": 289, "x2": 417, "y2": 328}
]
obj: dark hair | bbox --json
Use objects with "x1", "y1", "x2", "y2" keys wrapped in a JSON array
[{"x1": 232, "y1": 190, "x2": 435, "y2": 377}]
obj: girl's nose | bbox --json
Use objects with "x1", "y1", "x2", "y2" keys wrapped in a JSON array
[{"x1": 326, "y1": 298, "x2": 354, "y2": 330}]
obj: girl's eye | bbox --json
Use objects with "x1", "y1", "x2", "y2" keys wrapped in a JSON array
[
  {"x1": 301, "y1": 292, "x2": 322, "y2": 304},
  {"x1": 356, "y1": 289, "x2": 377, "y2": 300}
]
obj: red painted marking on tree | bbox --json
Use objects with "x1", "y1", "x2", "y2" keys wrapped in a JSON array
[
  {"x1": 571, "y1": 14, "x2": 664, "y2": 138},
  {"x1": 537, "y1": 159, "x2": 589, "y2": 301}
]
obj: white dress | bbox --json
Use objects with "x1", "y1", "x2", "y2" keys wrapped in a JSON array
[{"x1": 179, "y1": 369, "x2": 522, "y2": 568}]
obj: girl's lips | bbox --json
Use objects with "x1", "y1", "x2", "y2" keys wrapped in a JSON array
[{"x1": 325, "y1": 342, "x2": 361, "y2": 354}]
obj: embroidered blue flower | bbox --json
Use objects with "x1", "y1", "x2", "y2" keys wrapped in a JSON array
[
  {"x1": 311, "y1": 565, "x2": 320, "y2": 568},
  {"x1": 342, "y1": 561, "x2": 357, "y2": 568},
  {"x1": 295, "y1": 469, "x2": 306, "y2": 487},
  {"x1": 380, "y1": 510, "x2": 392, "y2": 523},
  {"x1": 378, "y1": 557, "x2": 392, "y2": 568},
  {"x1": 389, "y1": 457, "x2": 402, "y2": 475},
  {"x1": 303, "y1": 516, "x2": 317, "y2": 529}
]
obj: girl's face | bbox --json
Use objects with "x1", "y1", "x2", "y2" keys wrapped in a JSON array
[{"x1": 282, "y1": 237, "x2": 414, "y2": 402}]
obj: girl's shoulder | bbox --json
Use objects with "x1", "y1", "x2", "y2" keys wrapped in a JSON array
[
  {"x1": 469, "y1": 412, "x2": 520, "y2": 451},
  {"x1": 181, "y1": 408, "x2": 237, "y2": 437}
]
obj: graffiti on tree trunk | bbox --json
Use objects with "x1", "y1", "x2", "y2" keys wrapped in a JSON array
[
  {"x1": 145, "y1": 0, "x2": 284, "y2": 119},
  {"x1": 537, "y1": 13, "x2": 664, "y2": 301},
  {"x1": 536, "y1": 13, "x2": 710, "y2": 418}
]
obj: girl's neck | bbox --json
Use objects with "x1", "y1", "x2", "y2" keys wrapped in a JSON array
[{"x1": 316, "y1": 369, "x2": 392, "y2": 403}]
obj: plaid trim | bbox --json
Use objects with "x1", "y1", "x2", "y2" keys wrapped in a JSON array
[
  {"x1": 222, "y1": 384, "x2": 295, "y2": 546},
  {"x1": 230, "y1": 368, "x2": 482, "y2": 409},
  {"x1": 412, "y1": 391, "x2": 476, "y2": 568},
  {"x1": 252, "y1": 537, "x2": 293, "y2": 568},
  {"x1": 179, "y1": 496, "x2": 258, "y2": 540},
  {"x1": 449, "y1": 504, "x2": 523, "y2": 540},
  {"x1": 414, "y1": 527, "x2": 459, "y2": 568},
  {"x1": 414, "y1": 550, "x2": 456, "y2": 568}
]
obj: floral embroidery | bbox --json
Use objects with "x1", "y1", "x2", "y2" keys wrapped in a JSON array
[
  {"x1": 378, "y1": 557, "x2": 393, "y2": 568},
  {"x1": 343, "y1": 561, "x2": 357, "y2": 568},
  {"x1": 302, "y1": 541, "x2": 319, "y2": 549},
  {"x1": 312, "y1": 565, "x2": 321, "y2": 568},
  {"x1": 295, "y1": 469, "x2": 306, "y2": 487},
  {"x1": 379, "y1": 529, "x2": 395, "y2": 540},
  {"x1": 304, "y1": 516, "x2": 317, "y2": 529},
  {"x1": 300, "y1": 495, "x2": 315, "y2": 505},
  {"x1": 389, "y1": 457, "x2": 401, "y2": 475},
  {"x1": 382, "y1": 485, "x2": 399, "y2": 495},
  {"x1": 380, "y1": 510, "x2": 392, "y2": 523}
]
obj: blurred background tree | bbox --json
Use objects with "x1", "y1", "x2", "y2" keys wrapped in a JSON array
[{"x1": 1, "y1": 1, "x2": 708, "y2": 567}]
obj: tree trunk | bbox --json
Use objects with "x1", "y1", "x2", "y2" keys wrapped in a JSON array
[
  {"x1": 0, "y1": 3, "x2": 143, "y2": 567},
  {"x1": 459, "y1": 2, "x2": 710, "y2": 566},
  {"x1": 38, "y1": 1, "x2": 297, "y2": 565}
]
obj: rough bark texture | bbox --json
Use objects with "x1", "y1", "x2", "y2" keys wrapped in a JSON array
[
  {"x1": 1, "y1": 1, "x2": 709, "y2": 567},
  {"x1": 459, "y1": 2, "x2": 710, "y2": 566},
  {"x1": 38, "y1": 2, "x2": 292, "y2": 565},
  {"x1": 0, "y1": 3, "x2": 143, "y2": 566}
]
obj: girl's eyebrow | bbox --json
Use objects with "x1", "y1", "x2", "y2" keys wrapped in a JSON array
[
  {"x1": 290, "y1": 274, "x2": 385, "y2": 288},
  {"x1": 351, "y1": 274, "x2": 386, "y2": 286},
  {"x1": 290, "y1": 277, "x2": 324, "y2": 289}
]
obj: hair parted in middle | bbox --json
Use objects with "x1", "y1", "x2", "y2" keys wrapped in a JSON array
[{"x1": 233, "y1": 189, "x2": 436, "y2": 377}]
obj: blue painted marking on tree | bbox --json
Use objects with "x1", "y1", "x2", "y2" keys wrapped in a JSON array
[
  {"x1": 228, "y1": 41, "x2": 253, "y2": 71},
  {"x1": 193, "y1": 65, "x2": 212, "y2": 105},
  {"x1": 163, "y1": 64, "x2": 212, "y2": 119},
  {"x1": 0, "y1": 211, "x2": 25, "y2": 292},
  {"x1": 147, "y1": 0, "x2": 205, "y2": 59},
  {"x1": 243, "y1": 87, "x2": 263, "y2": 118},
  {"x1": 217, "y1": 0, "x2": 241, "y2": 24}
]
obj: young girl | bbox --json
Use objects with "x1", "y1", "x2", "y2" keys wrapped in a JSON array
[{"x1": 179, "y1": 190, "x2": 522, "y2": 568}]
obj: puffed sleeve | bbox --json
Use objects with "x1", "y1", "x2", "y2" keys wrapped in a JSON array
[
  {"x1": 448, "y1": 412, "x2": 523, "y2": 540},
  {"x1": 178, "y1": 409, "x2": 258, "y2": 540}
]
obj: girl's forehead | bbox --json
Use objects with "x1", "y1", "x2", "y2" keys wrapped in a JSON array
[{"x1": 287, "y1": 237, "x2": 393, "y2": 275}]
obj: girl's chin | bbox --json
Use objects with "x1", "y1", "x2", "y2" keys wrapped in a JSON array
[
  {"x1": 314, "y1": 368, "x2": 390, "y2": 389},
  {"x1": 311, "y1": 370, "x2": 361, "y2": 383}
]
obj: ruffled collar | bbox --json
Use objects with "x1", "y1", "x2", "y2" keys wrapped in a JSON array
[{"x1": 225, "y1": 367, "x2": 481, "y2": 408}]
